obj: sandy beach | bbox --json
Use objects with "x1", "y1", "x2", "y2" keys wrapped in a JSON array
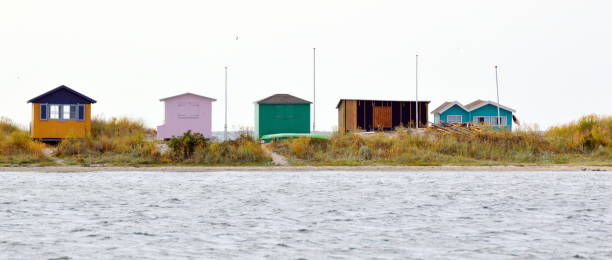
[{"x1": 0, "y1": 165, "x2": 610, "y2": 172}]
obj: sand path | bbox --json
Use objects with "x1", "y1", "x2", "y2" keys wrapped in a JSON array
[{"x1": 260, "y1": 144, "x2": 288, "y2": 166}]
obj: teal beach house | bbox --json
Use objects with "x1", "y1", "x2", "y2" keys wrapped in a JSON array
[{"x1": 432, "y1": 100, "x2": 517, "y2": 130}]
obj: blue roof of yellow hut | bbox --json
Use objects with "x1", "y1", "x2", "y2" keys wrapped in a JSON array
[{"x1": 28, "y1": 85, "x2": 97, "y2": 104}]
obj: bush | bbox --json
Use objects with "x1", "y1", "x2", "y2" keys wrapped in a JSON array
[
  {"x1": 359, "y1": 145, "x2": 373, "y2": 161},
  {"x1": 168, "y1": 131, "x2": 208, "y2": 160},
  {"x1": 181, "y1": 131, "x2": 270, "y2": 164},
  {"x1": 55, "y1": 138, "x2": 89, "y2": 156}
]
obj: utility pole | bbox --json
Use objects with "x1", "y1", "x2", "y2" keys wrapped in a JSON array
[
  {"x1": 415, "y1": 54, "x2": 419, "y2": 129},
  {"x1": 224, "y1": 66, "x2": 228, "y2": 141},
  {"x1": 313, "y1": 47, "x2": 316, "y2": 133},
  {"x1": 495, "y1": 65, "x2": 501, "y2": 127}
]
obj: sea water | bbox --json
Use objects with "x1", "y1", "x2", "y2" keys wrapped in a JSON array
[{"x1": 1, "y1": 171, "x2": 611, "y2": 259}]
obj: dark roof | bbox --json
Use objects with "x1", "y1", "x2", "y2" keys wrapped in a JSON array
[
  {"x1": 336, "y1": 99, "x2": 431, "y2": 108},
  {"x1": 28, "y1": 85, "x2": 97, "y2": 104},
  {"x1": 256, "y1": 94, "x2": 311, "y2": 104}
]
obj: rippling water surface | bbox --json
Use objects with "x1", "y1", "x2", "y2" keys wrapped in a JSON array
[{"x1": 1, "y1": 171, "x2": 611, "y2": 259}]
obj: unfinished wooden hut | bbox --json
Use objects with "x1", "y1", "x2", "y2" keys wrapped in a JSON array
[{"x1": 336, "y1": 99, "x2": 430, "y2": 132}]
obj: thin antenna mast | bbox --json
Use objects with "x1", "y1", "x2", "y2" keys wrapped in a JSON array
[
  {"x1": 313, "y1": 47, "x2": 316, "y2": 133},
  {"x1": 495, "y1": 65, "x2": 501, "y2": 128},
  {"x1": 415, "y1": 54, "x2": 419, "y2": 129},
  {"x1": 224, "y1": 66, "x2": 228, "y2": 140}
]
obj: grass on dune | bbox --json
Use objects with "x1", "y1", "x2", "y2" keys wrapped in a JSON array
[
  {"x1": 272, "y1": 115, "x2": 612, "y2": 166},
  {"x1": 55, "y1": 117, "x2": 161, "y2": 165},
  {"x1": 164, "y1": 131, "x2": 271, "y2": 165},
  {"x1": 0, "y1": 117, "x2": 49, "y2": 165},
  {"x1": 2, "y1": 114, "x2": 611, "y2": 166},
  {"x1": 546, "y1": 114, "x2": 612, "y2": 155},
  {"x1": 55, "y1": 118, "x2": 271, "y2": 166}
]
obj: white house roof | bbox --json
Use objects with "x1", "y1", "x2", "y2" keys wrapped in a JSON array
[
  {"x1": 160, "y1": 93, "x2": 217, "y2": 102},
  {"x1": 430, "y1": 101, "x2": 469, "y2": 114},
  {"x1": 464, "y1": 100, "x2": 516, "y2": 113},
  {"x1": 431, "y1": 100, "x2": 515, "y2": 114}
]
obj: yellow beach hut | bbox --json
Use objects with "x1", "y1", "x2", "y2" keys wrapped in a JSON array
[{"x1": 28, "y1": 85, "x2": 97, "y2": 141}]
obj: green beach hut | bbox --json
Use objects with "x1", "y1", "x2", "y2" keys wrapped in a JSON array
[{"x1": 254, "y1": 94, "x2": 311, "y2": 139}]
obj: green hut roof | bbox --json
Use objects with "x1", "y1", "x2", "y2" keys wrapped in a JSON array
[{"x1": 256, "y1": 94, "x2": 311, "y2": 104}]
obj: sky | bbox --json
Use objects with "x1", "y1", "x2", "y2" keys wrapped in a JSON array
[{"x1": 1, "y1": 0, "x2": 611, "y2": 131}]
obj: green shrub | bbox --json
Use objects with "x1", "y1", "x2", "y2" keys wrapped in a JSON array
[
  {"x1": 177, "y1": 130, "x2": 270, "y2": 164},
  {"x1": 168, "y1": 130, "x2": 208, "y2": 160}
]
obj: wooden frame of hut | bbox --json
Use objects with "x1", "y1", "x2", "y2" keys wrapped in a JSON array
[{"x1": 337, "y1": 99, "x2": 430, "y2": 132}]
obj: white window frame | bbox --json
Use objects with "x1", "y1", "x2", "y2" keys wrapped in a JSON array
[
  {"x1": 446, "y1": 115, "x2": 462, "y2": 123},
  {"x1": 49, "y1": 105, "x2": 60, "y2": 120},
  {"x1": 62, "y1": 105, "x2": 71, "y2": 120},
  {"x1": 473, "y1": 116, "x2": 507, "y2": 126},
  {"x1": 495, "y1": 116, "x2": 507, "y2": 126}
]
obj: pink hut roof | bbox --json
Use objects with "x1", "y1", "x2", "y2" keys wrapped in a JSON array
[{"x1": 160, "y1": 93, "x2": 216, "y2": 102}]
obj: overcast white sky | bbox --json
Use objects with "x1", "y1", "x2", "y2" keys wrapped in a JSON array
[{"x1": 1, "y1": 0, "x2": 611, "y2": 131}]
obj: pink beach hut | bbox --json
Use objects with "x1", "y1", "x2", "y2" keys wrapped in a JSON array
[{"x1": 157, "y1": 93, "x2": 216, "y2": 140}]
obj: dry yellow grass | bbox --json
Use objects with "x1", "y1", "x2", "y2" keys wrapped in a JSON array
[
  {"x1": 273, "y1": 115, "x2": 612, "y2": 166},
  {"x1": 2, "y1": 115, "x2": 611, "y2": 166},
  {"x1": 54, "y1": 117, "x2": 160, "y2": 164},
  {"x1": 168, "y1": 131, "x2": 271, "y2": 165},
  {"x1": 546, "y1": 114, "x2": 612, "y2": 153},
  {"x1": 0, "y1": 118, "x2": 48, "y2": 164}
]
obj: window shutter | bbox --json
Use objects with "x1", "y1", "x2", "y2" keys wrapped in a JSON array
[
  {"x1": 70, "y1": 105, "x2": 77, "y2": 120},
  {"x1": 40, "y1": 104, "x2": 47, "y2": 120},
  {"x1": 78, "y1": 105, "x2": 85, "y2": 120}
]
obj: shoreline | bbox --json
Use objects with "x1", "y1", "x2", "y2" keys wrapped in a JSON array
[{"x1": 0, "y1": 165, "x2": 610, "y2": 172}]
